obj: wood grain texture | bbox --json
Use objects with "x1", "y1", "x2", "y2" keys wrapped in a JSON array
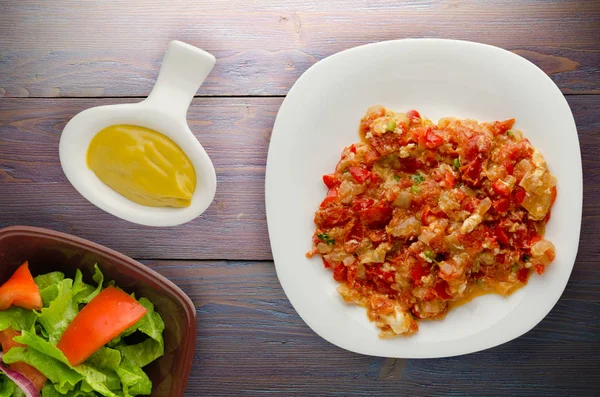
[
  {"x1": 145, "y1": 259, "x2": 600, "y2": 396},
  {"x1": 1, "y1": 0, "x2": 599, "y2": 97},
  {"x1": 1, "y1": 95, "x2": 599, "y2": 261}
]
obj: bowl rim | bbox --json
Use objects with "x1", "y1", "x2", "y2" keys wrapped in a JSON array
[{"x1": 0, "y1": 225, "x2": 197, "y2": 396}]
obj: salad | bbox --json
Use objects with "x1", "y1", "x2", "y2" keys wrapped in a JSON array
[{"x1": 0, "y1": 262, "x2": 165, "y2": 397}]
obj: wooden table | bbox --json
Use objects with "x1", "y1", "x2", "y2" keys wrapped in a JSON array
[{"x1": 1, "y1": 1, "x2": 599, "y2": 395}]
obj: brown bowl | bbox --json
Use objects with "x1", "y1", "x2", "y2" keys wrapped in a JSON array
[{"x1": 0, "y1": 225, "x2": 196, "y2": 397}]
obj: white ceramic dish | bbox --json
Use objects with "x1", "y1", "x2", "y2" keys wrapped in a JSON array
[
  {"x1": 266, "y1": 39, "x2": 582, "y2": 358},
  {"x1": 60, "y1": 41, "x2": 217, "y2": 227}
]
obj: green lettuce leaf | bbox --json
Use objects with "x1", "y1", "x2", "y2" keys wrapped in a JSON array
[
  {"x1": 41, "y1": 383, "x2": 97, "y2": 397},
  {"x1": 115, "y1": 297, "x2": 165, "y2": 368},
  {"x1": 86, "y1": 347, "x2": 121, "y2": 371},
  {"x1": 39, "y1": 284, "x2": 60, "y2": 307},
  {"x1": 76, "y1": 365, "x2": 121, "y2": 396},
  {"x1": 0, "y1": 307, "x2": 36, "y2": 332},
  {"x1": 36, "y1": 278, "x2": 78, "y2": 343},
  {"x1": 2, "y1": 347, "x2": 82, "y2": 394},
  {"x1": 0, "y1": 375, "x2": 16, "y2": 397},
  {"x1": 73, "y1": 265, "x2": 104, "y2": 305},
  {"x1": 116, "y1": 362, "x2": 152, "y2": 397},
  {"x1": 34, "y1": 272, "x2": 65, "y2": 290}
]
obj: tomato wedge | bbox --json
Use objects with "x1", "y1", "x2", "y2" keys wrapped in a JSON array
[
  {"x1": 0, "y1": 262, "x2": 42, "y2": 311},
  {"x1": 0, "y1": 327, "x2": 47, "y2": 390},
  {"x1": 57, "y1": 286, "x2": 147, "y2": 366}
]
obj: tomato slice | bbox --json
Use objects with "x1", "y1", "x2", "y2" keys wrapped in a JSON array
[
  {"x1": 0, "y1": 262, "x2": 42, "y2": 311},
  {"x1": 57, "y1": 286, "x2": 147, "y2": 366},
  {"x1": 0, "y1": 328, "x2": 47, "y2": 390}
]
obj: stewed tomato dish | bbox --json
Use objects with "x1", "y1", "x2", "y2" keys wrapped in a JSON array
[{"x1": 307, "y1": 106, "x2": 557, "y2": 337}]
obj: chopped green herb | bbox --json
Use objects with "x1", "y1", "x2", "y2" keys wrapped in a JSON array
[
  {"x1": 507, "y1": 130, "x2": 515, "y2": 137},
  {"x1": 411, "y1": 174, "x2": 425, "y2": 184},
  {"x1": 317, "y1": 233, "x2": 335, "y2": 245},
  {"x1": 511, "y1": 264, "x2": 519, "y2": 272},
  {"x1": 393, "y1": 174, "x2": 400, "y2": 181},
  {"x1": 343, "y1": 168, "x2": 349, "y2": 173},
  {"x1": 387, "y1": 120, "x2": 397, "y2": 132},
  {"x1": 523, "y1": 254, "x2": 531, "y2": 262},
  {"x1": 411, "y1": 185, "x2": 421, "y2": 194},
  {"x1": 424, "y1": 251, "x2": 435, "y2": 261},
  {"x1": 453, "y1": 158, "x2": 461, "y2": 169}
]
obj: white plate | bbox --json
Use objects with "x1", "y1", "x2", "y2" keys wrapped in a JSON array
[{"x1": 265, "y1": 39, "x2": 582, "y2": 358}]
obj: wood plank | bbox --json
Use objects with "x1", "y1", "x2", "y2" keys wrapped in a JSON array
[
  {"x1": 1, "y1": 95, "x2": 599, "y2": 261},
  {"x1": 1, "y1": 0, "x2": 599, "y2": 97},
  {"x1": 145, "y1": 259, "x2": 600, "y2": 396}
]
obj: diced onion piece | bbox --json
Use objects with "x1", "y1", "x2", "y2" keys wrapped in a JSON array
[
  {"x1": 393, "y1": 191, "x2": 412, "y2": 208},
  {"x1": 377, "y1": 306, "x2": 415, "y2": 335},
  {"x1": 387, "y1": 216, "x2": 421, "y2": 238},
  {"x1": 531, "y1": 239, "x2": 555, "y2": 257},
  {"x1": 317, "y1": 243, "x2": 333, "y2": 254}
]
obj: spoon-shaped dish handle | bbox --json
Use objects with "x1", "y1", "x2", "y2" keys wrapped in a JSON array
[{"x1": 144, "y1": 41, "x2": 216, "y2": 120}]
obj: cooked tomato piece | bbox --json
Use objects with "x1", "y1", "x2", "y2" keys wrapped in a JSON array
[
  {"x1": 407, "y1": 109, "x2": 421, "y2": 124},
  {"x1": 517, "y1": 268, "x2": 529, "y2": 283},
  {"x1": 322, "y1": 173, "x2": 338, "y2": 189},
  {"x1": 535, "y1": 264, "x2": 545, "y2": 275},
  {"x1": 358, "y1": 201, "x2": 393, "y2": 228},
  {"x1": 460, "y1": 158, "x2": 485, "y2": 186},
  {"x1": 424, "y1": 129, "x2": 444, "y2": 149},
  {"x1": 433, "y1": 280, "x2": 452, "y2": 300},
  {"x1": 320, "y1": 187, "x2": 339, "y2": 207},
  {"x1": 367, "y1": 229, "x2": 388, "y2": 243},
  {"x1": 333, "y1": 264, "x2": 347, "y2": 282},
  {"x1": 399, "y1": 157, "x2": 422, "y2": 174},
  {"x1": 495, "y1": 225, "x2": 510, "y2": 246},
  {"x1": 492, "y1": 118, "x2": 515, "y2": 135},
  {"x1": 352, "y1": 196, "x2": 374, "y2": 211},
  {"x1": 492, "y1": 180, "x2": 512, "y2": 197},
  {"x1": 513, "y1": 186, "x2": 526, "y2": 205},
  {"x1": 370, "y1": 133, "x2": 401, "y2": 156},
  {"x1": 349, "y1": 166, "x2": 371, "y2": 184},
  {"x1": 314, "y1": 205, "x2": 353, "y2": 228},
  {"x1": 410, "y1": 263, "x2": 430, "y2": 285},
  {"x1": 493, "y1": 198, "x2": 510, "y2": 213}
]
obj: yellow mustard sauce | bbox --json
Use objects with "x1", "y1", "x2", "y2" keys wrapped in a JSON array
[{"x1": 87, "y1": 124, "x2": 196, "y2": 208}]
